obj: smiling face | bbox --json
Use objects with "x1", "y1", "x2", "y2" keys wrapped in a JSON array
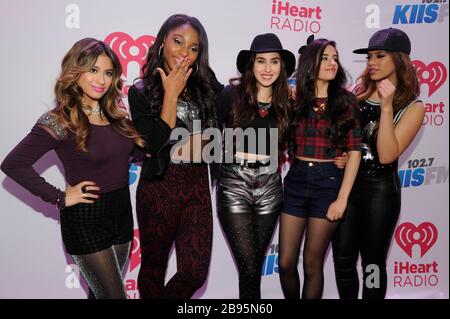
[
  {"x1": 366, "y1": 50, "x2": 397, "y2": 83},
  {"x1": 162, "y1": 23, "x2": 200, "y2": 73},
  {"x1": 317, "y1": 44, "x2": 339, "y2": 84},
  {"x1": 77, "y1": 54, "x2": 114, "y2": 107},
  {"x1": 253, "y1": 52, "x2": 281, "y2": 89}
]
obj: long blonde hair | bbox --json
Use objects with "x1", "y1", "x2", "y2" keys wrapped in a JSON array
[{"x1": 52, "y1": 38, "x2": 144, "y2": 151}]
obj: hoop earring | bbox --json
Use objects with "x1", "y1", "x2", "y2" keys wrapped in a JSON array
[
  {"x1": 158, "y1": 45, "x2": 164, "y2": 61},
  {"x1": 192, "y1": 62, "x2": 199, "y2": 76}
]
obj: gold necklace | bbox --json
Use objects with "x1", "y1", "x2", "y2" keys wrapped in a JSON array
[
  {"x1": 313, "y1": 98, "x2": 327, "y2": 112},
  {"x1": 313, "y1": 103, "x2": 326, "y2": 112}
]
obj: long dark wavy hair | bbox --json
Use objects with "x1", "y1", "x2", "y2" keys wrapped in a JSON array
[
  {"x1": 288, "y1": 38, "x2": 357, "y2": 160},
  {"x1": 52, "y1": 38, "x2": 144, "y2": 152},
  {"x1": 140, "y1": 14, "x2": 218, "y2": 127},
  {"x1": 228, "y1": 53, "x2": 292, "y2": 154},
  {"x1": 354, "y1": 51, "x2": 420, "y2": 113}
]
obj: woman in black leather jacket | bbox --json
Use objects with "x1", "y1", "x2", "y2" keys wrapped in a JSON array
[{"x1": 128, "y1": 14, "x2": 222, "y2": 299}]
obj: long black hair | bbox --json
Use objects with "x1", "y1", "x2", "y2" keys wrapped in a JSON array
[
  {"x1": 141, "y1": 14, "x2": 219, "y2": 126},
  {"x1": 289, "y1": 38, "x2": 357, "y2": 159},
  {"x1": 228, "y1": 52, "x2": 292, "y2": 153}
]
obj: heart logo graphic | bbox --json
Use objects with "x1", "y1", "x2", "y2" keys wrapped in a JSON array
[
  {"x1": 412, "y1": 60, "x2": 447, "y2": 97},
  {"x1": 129, "y1": 228, "x2": 141, "y2": 273},
  {"x1": 395, "y1": 222, "x2": 438, "y2": 258},
  {"x1": 104, "y1": 32, "x2": 156, "y2": 78}
]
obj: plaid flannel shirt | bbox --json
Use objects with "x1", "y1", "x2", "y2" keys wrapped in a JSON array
[{"x1": 295, "y1": 100, "x2": 361, "y2": 159}]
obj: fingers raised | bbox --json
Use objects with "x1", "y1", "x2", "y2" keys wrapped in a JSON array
[
  {"x1": 184, "y1": 68, "x2": 193, "y2": 82},
  {"x1": 156, "y1": 68, "x2": 167, "y2": 81}
]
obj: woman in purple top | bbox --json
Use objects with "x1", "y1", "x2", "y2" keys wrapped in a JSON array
[{"x1": 1, "y1": 38, "x2": 143, "y2": 299}]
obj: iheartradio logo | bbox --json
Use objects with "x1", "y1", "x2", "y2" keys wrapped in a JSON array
[
  {"x1": 117, "y1": 98, "x2": 127, "y2": 112},
  {"x1": 395, "y1": 222, "x2": 438, "y2": 258},
  {"x1": 412, "y1": 60, "x2": 447, "y2": 97},
  {"x1": 104, "y1": 32, "x2": 156, "y2": 78},
  {"x1": 129, "y1": 228, "x2": 141, "y2": 273}
]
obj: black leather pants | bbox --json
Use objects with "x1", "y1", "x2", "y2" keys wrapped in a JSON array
[
  {"x1": 332, "y1": 172, "x2": 401, "y2": 299},
  {"x1": 218, "y1": 164, "x2": 282, "y2": 298}
]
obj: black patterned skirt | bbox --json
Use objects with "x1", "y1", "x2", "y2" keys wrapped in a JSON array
[{"x1": 60, "y1": 185, "x2": 134, "y2": 255}]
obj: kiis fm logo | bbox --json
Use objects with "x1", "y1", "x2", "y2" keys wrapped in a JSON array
[
  {"x1": 393, "y1": 222, "x2": 439, "y2": 288},
  {"x1": 270, "y1": 0, "x2": 323, "y2": 33},
  {"x1": 411, "y1": 60, "x2": 447, "y2": 126},
  {"x1": 262, "y1": 243, "x2": 279, "y2": 276},
  {"x1": 393, "y1": 0, "x2": 449, "y2": 24},
  {"x1": 398, "y1": 157, "x2": 448, "y2": 188},
  {"x1": 104, "y1": 32, "x2": 156, "y2": 95}
]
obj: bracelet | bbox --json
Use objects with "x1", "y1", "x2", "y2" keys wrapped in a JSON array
[{"x1": 56, "y1": 189, "x2": 66, "y2": 211}]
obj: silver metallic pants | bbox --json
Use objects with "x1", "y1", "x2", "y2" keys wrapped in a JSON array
[
  {"x1": 218, "y1": 164, "x2": 282, "y2": 298},
  {"x1": 218, "y1": 164, "x2": 283, "y2": 215}
]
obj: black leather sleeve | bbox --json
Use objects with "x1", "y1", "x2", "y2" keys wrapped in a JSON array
[
  {"x1": 128, "y1": 82, "x2": 172, "y2": 155},
  {"x1": 128, "y1": 82, "x2": 173, "y2": 180}
]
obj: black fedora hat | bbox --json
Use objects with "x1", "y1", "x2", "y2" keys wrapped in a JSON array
[
  {"x1": 353, "y1": 27, "x2": 411, "y2": 55},
  {"x1": 236, "y1": 33, "x2": 296, "y2": 76}
]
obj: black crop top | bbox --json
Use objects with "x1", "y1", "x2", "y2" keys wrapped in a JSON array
[{"x1": 216, "y1": 85, "x2": 277, "y2": 157}]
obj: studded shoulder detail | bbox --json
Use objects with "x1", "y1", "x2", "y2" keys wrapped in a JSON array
[{"x1": 36, "y1": 111, "x2": 67, "y2": 140}]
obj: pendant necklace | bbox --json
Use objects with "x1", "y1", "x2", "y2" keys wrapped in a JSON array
[{"x1": 258, "y1": 102, "x2": 271, "y2": 118}]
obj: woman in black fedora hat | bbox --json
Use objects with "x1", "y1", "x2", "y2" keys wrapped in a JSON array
[
  {"x1": 215, "y1": 32, "x2": 295, "y2": 299},
  {"x1": 332, "y1": 28, "x2": 425, "y2": 299},
  {"x1": 279, "y1": 37, "x2": 362, "y2": 299}
]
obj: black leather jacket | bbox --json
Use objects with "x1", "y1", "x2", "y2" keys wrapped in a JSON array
[{"x1": 128, "y1": 80, "x2": 223, "y2": 181}]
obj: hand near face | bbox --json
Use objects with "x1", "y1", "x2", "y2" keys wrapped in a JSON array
[
  {"x1": 377, "y1": 78, "x2": 396, "y2": 111},
  {"x1": 156, "y1": 57, "x2": 193, "y2": 99}
]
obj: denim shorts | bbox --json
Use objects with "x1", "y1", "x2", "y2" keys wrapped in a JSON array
[{"x1": 283, "y1": 159, "x2": 343, "y2": 219}]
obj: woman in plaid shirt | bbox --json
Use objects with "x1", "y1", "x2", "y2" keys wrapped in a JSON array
[{"x1": 278, "y1": 38, "x2": 362, "y2": 299}]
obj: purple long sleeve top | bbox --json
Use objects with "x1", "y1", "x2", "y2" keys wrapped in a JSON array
[{"x1": 1, "y1": 112, "x2": 137, "y2": 205}]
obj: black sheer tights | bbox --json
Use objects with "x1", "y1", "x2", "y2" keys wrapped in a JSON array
[
  {"x1": 278, "y1": 213, "x2": 338, "y2": 299},
  {"x1": 72, "y1": 242, "x2": 131, "y2": 299},
  {"x1": 219, "y1": 212, "x2": 279, "y2": 299}
]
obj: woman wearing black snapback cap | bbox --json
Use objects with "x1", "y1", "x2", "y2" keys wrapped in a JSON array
[{"x1": 332, "y1": 28, "x2": 425, "y2": 299}]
